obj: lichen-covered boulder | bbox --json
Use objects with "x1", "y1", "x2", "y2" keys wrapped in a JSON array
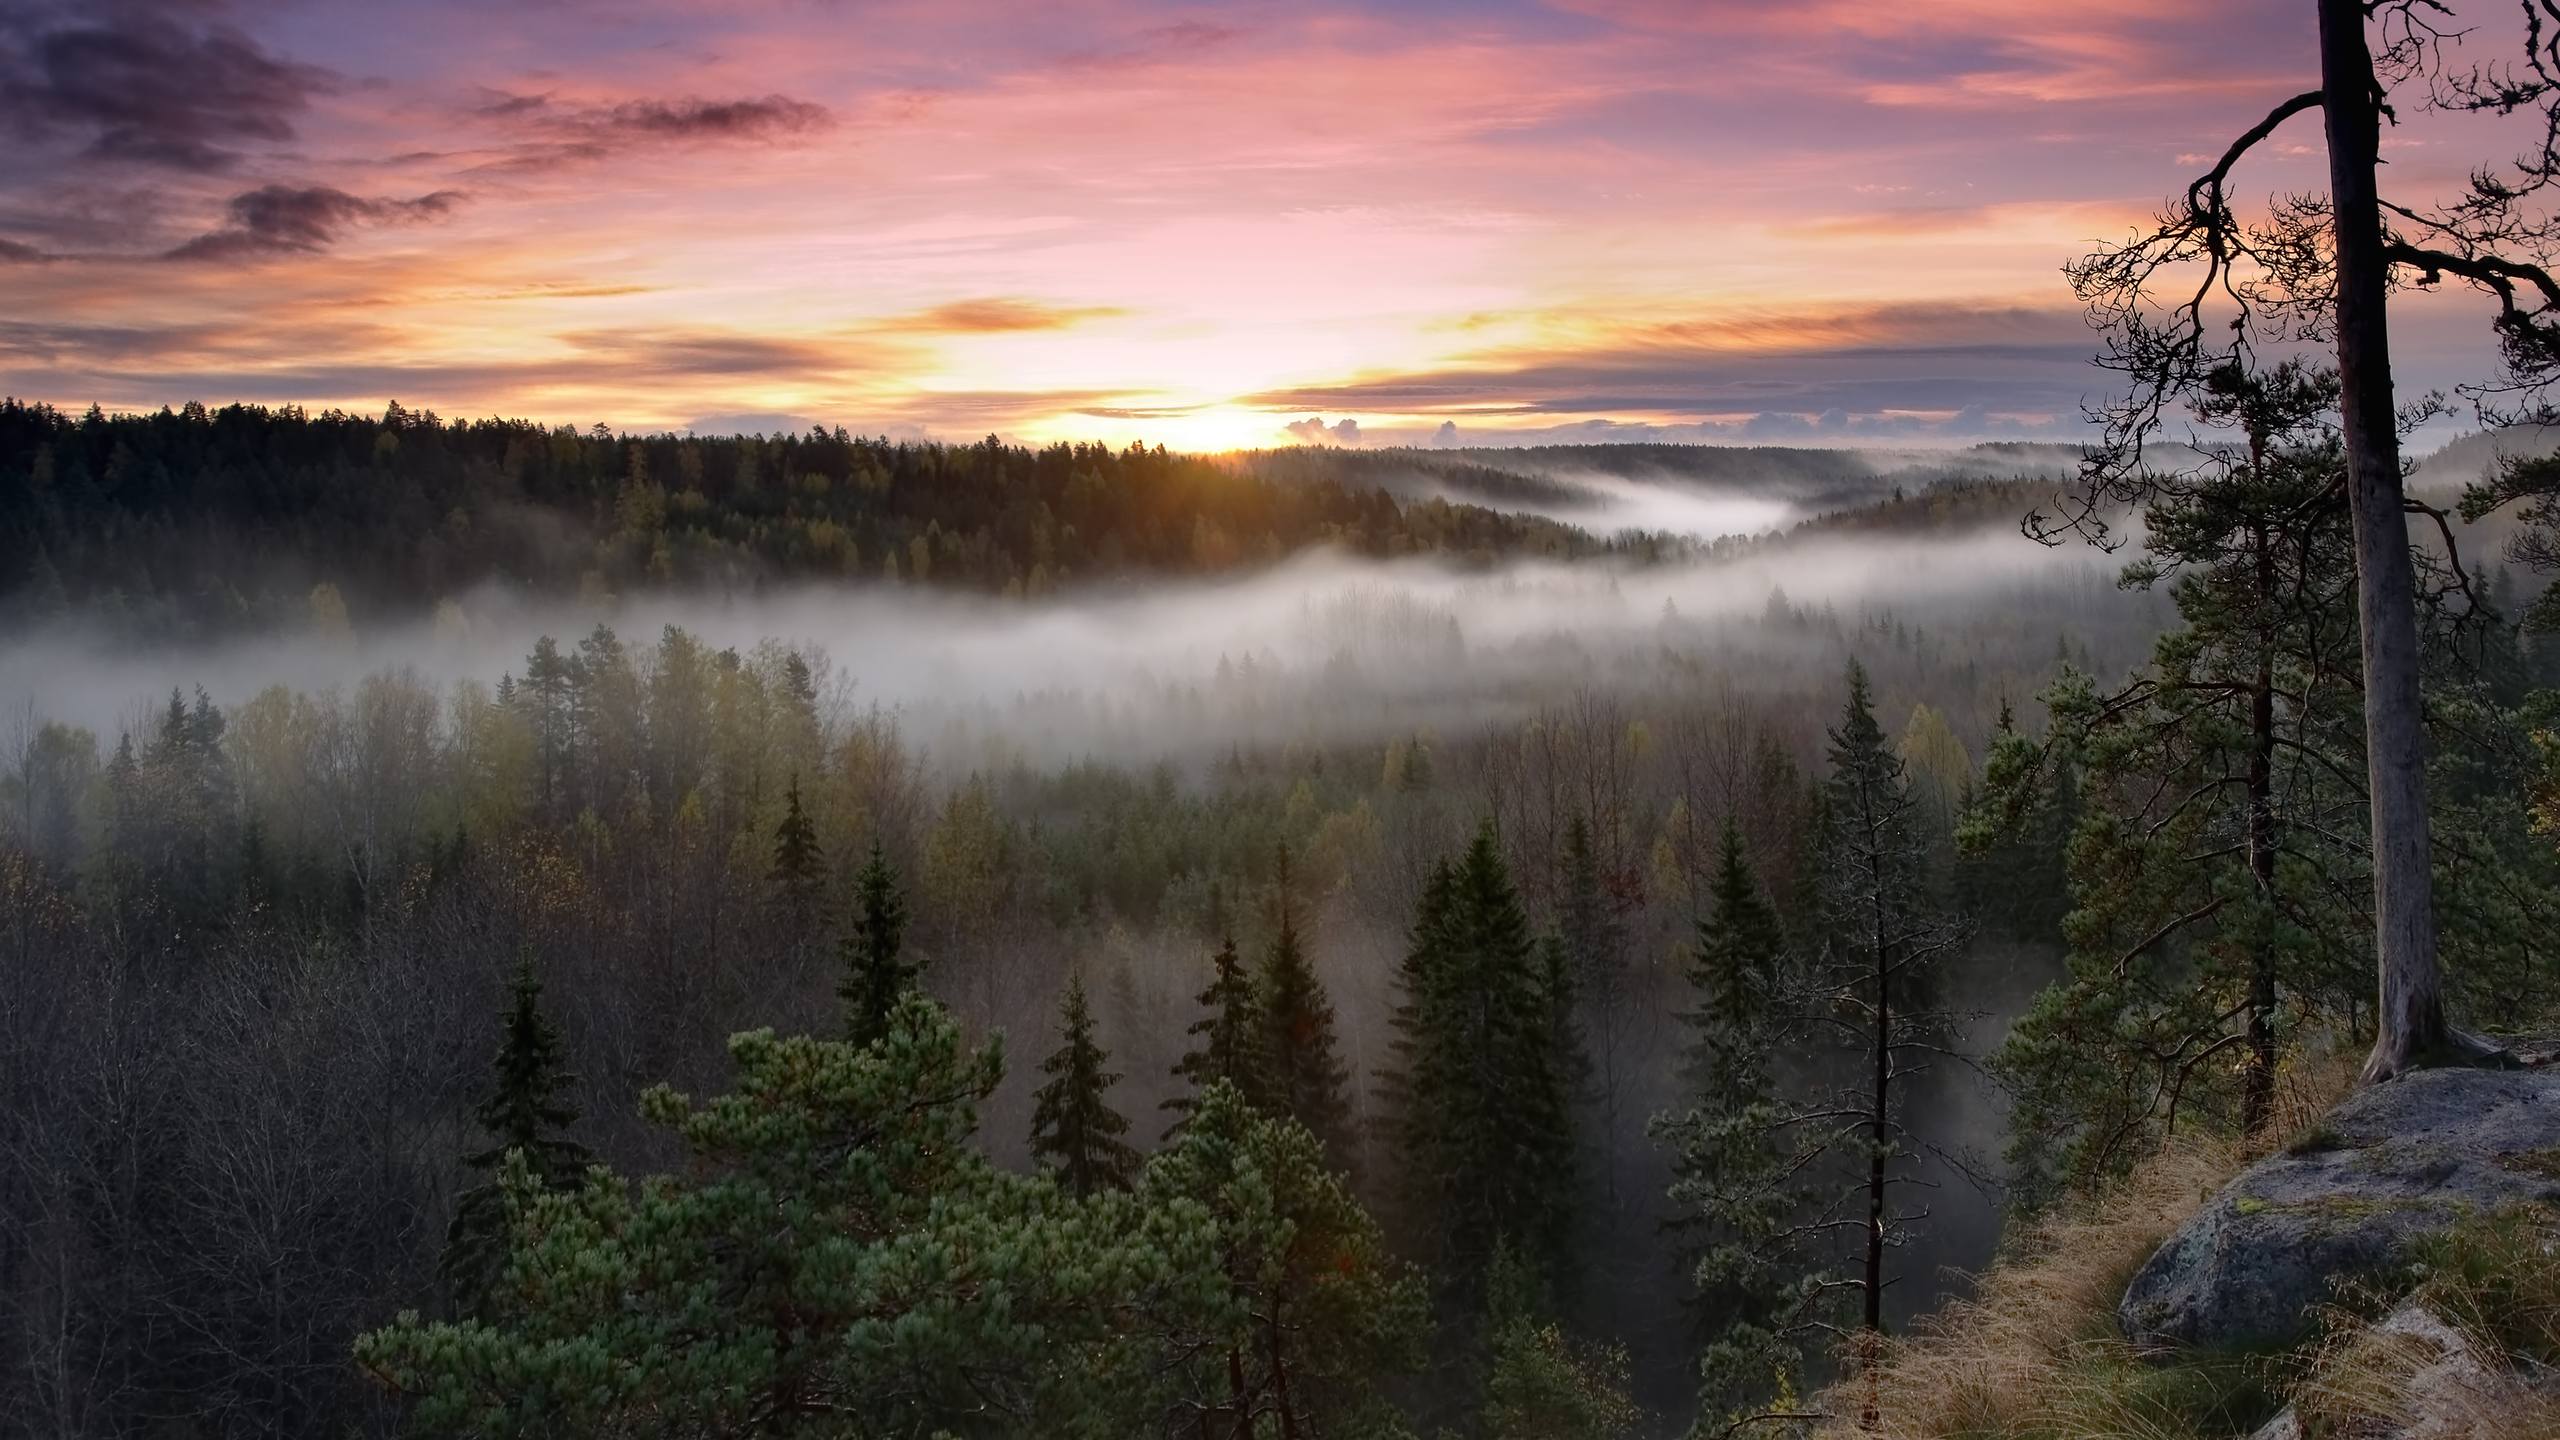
[{"x1": 2120, "y1": 1067, "x2": 2560, "y2": 1354}]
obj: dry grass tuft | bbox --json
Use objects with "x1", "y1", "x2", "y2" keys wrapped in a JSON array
[
  {"x1": 2287, "y1": 1320, "x2": 2560, "y2": 1439},
  {"x1": 2264, "y1": 1049, "x2": 2361, "y2": 1147},
  {"x1": 2288, "y1": 1209, "x2": 2560, "y2": 1439}
]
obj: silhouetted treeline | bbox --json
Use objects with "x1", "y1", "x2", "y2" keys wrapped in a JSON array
[{"x1": 0, "y1": 398, "x2": 1683, "y2": 639}]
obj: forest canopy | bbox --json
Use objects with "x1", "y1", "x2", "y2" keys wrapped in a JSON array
[{"x1": 0, "y1": 398, "x2": 1695, "y2": 638}]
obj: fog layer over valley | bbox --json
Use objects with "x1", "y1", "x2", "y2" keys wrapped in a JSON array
[{"x1": 2, "y1": 519, "x2": 2141, "y2": 769}]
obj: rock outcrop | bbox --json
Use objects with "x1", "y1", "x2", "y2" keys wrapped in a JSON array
[{"x1": 2120, "y1": 1066, "x2": 2560, "y2": 1354}]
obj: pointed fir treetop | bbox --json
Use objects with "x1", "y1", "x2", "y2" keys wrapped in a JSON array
[
  {"x1": 1030, "y1": 973, "x2": 1141, "y2": 1198},
  {"x1": 1382, "y1": 821, "x2": 1578, "y2": 1309},
  {"x1": 1821, "y1": 660, "x2": 1923, "y2": 871},
  {"x1": 1377, "y1": 856, "x2": 1456, "y2": 1124},
  {"x1": 1253, "y1": 846, "x2": 1356, "y2": 1165},
  {"x1": 1555, "y1": 812, "x2": 1623, "y2": 1009},
  {"x1": 1164, "y1": 932, "x2": 1262, "y2": 1137},
  {"x1": 1828, "y1": 659, "x2": 1892, "y2": 776},
  {"x1": 1448, "y1": 821, "x2": 1539, "y2": 968},
  {"x1": 442, "y1": 954, "x2": 592, "y2": 1317},
  {"x1": 1685, "y1": 820, "x2": 1786, "y2": 1097},
  {"x1": 769, "y1": 771, "x2": 823, "y2": 900},
  {"x1": 1538, "y1": 927, "x2": 1593, "y2": 1108},
  {"x1": 780, "y1": 650, "x2": 817, "y2": 707},
  {"x1": 1400, "y1": 732, "x2": 1434, "y2": 791},
  {"x1": 470, "y1": 956, "x2": 588, "y2": 1180},
  {"x1": 838, "y1": 838, "x2": 914, "y2": 1047}
]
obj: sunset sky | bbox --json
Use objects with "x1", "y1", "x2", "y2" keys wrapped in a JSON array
[{"x1": 0, "y1": 0, "x2": 2531, "y2": 449}]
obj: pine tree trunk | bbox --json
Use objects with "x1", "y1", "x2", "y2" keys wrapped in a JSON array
[
  {"x1": 2245, "y1": 519, "x2": 2279, "y2": 1133},
  {"x1": 1864, "y1": 913, "x2": 1887, "y2": 1337},
  {"x1": 1266, "y1": 1311, "x2": 1301, "y2": 1440},
  {"x1": 1228, "y1": 1344, "x2": 1255, "y2": 1440},
  {"x1": 2318, "y1": 0, "x2": 2459, "y2": 1084}
]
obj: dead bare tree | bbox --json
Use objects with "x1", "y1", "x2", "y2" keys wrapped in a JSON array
[{"x1": 2051, "y1": 0, "x2": 2560, "y2": 1082}]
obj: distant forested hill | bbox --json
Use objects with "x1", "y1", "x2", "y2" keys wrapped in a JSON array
[
  {"x1": 1252, "y1": 442, "x2": 2043, "y2": 517},
  {"x1": 1253, "y1": 443, "x2": 1891, "y2": 511},
  {"x1": 1777, "y1": 474, "x2": 2086, "y2": 540},
  {"x1": 2410, "y1": 424, "x2": 2560, "y2": 494},
  {"x1": 0, "y1": 400, "x2": 1692, "y2": 639},
  {"x1": 0, "y1": 400, "x2": 2121, "y2": 643}
]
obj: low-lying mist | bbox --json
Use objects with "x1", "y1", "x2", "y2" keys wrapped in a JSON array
[
  {"x1": 1, "y1": 520, "x2": 2132, "y2": 768},
  {"x1": 1409, "y1": 466, "x2": 1802, "y2": 538}
]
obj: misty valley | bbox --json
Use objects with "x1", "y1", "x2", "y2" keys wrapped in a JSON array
[{"x1": 7, "y1": 397, "x2": 2560, "y2": 1439}]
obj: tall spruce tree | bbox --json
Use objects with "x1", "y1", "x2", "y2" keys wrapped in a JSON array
[
  {"x1": 1651, "y1": 821, "x2": 1818, "y2": 1428},
  {"x1": 116, "y1": 687, "x2": 236, "y2": 928},
  {"x1": 1030, "y1": 975, "x2": 1141, "y2": 1197},
  {"x1": 1802, "y1": 661, "x2": 1970, "y2": 1352},
  {"x1": 1382, "y1": 822, "x2": 1579, "y2": 1325},
  {"x1": 837, "y1": 839, "x2": 913, "y2": 1047},
  {"x1": 441, "y1": 958, "x2": 590, "y2": 1317},
  {"x1": 1373, "y1": 858, "x2": 1455, "y2": 1185},
  {"x1": 1252, "y1": 849, "x2": 1357, "y2": 1167},
  {"x1": 1676, "y1": 822, "x2": 1788, "y2": 1099},
  {"x1": 1554, "y1": 814, "x2": 1618, "y2": 1137},
  {"x1": 1163, "y1": 933, "x2": 1261, "y2": 1138},
  {"x1": 769, "y1": 772, "x2": 824, "y2": 917},
  {"x1": 520, "y1": 636, "x2": 575, "y2": 822}
]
